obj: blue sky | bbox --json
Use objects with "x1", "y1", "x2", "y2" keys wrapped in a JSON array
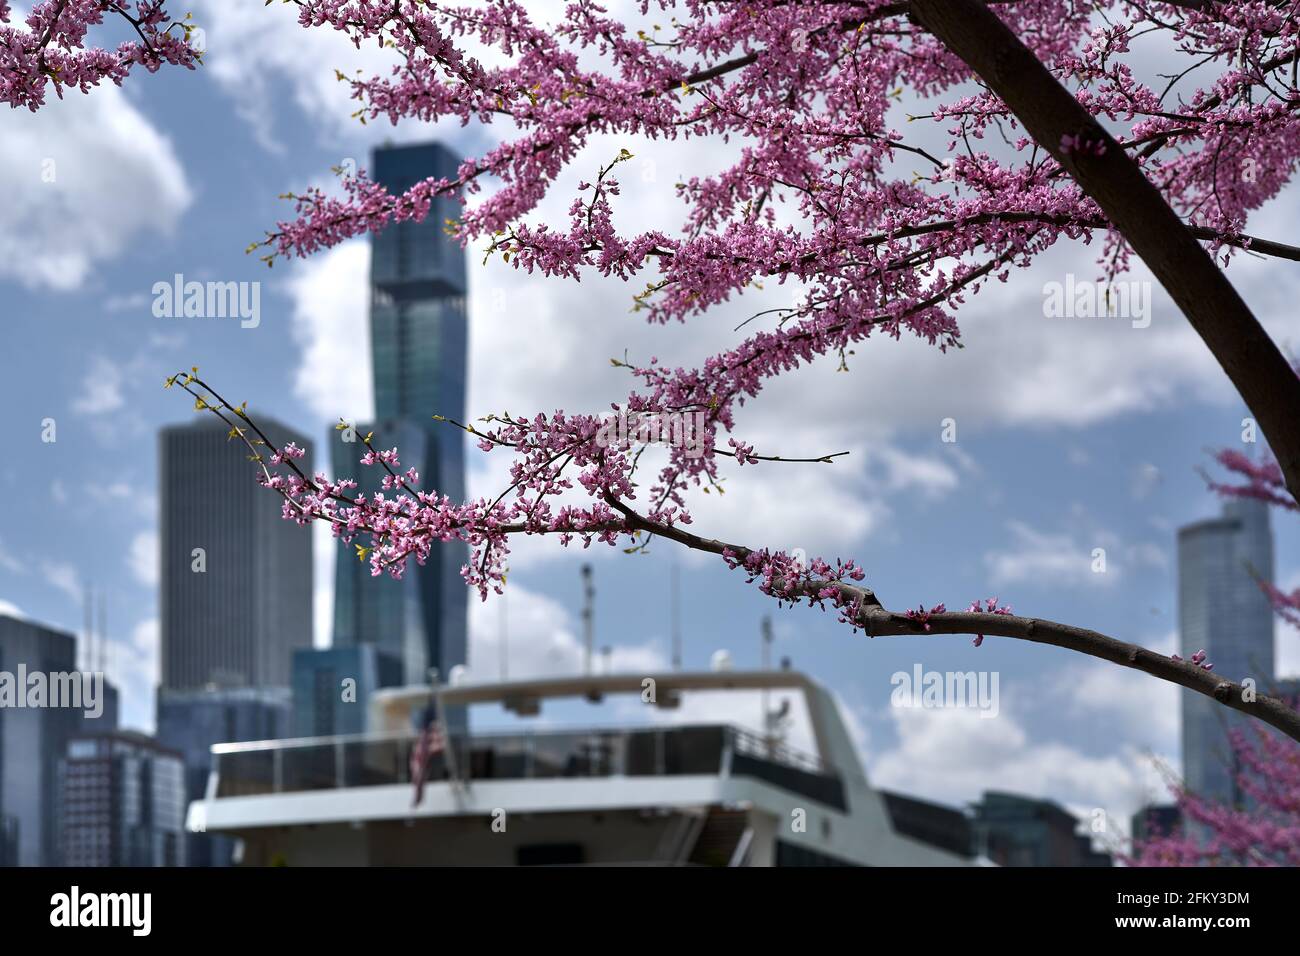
[{"x1": 3, "y1": 1, "x2": 1299, "y2": 841}]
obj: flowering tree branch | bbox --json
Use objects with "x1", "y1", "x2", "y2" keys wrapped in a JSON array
[
  {"x1": 1131, "y1": 448, "x2": 1300, "y2": 866},
  {"x1": 167, "y1": 368, "x2": 1300, "y2": 745},
  {"x1": 909, "y1": 0, "x2": 1300, "y2": 502},
  {"x1": 104, "y1": 0, "x2": 1300, "y2": 745},
  {"x1": 0, "y1": 0, "x2": 200, "y2": 110}
]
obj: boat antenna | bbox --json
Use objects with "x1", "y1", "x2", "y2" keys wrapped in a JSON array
[
  {"x1": 761, "y1": 615, "x2": 773, "y2": 745},
  {"x1": 98, "y1": 592, "x2": 107, "y2": 674},
  {"x1": 82, "y1": 583, "x2": 92, "y2": 673},
  {"x1": 671, "y1": 558, "x2": 682, "y2": 670},
  {"x1": 499, "y1": 583, "x2": 508, "y2": 682},
  {"x1": 581, "y1": 563, "x2": 594, "y2": 676}
]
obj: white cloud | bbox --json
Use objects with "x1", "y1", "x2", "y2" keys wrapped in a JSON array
[
  {"x1": 286, "y1": 239, "x2": 373, "y2": 425},
  {"x1": 869, "y1": 705, "x2": 1170, "y2": 841},
  {"x1": 87, "y1": 479, "x2": 156, "y2": 520},
  {"x1": 983, "y1": 518, "x2": 1166, "y2": 589},
  {"x1": 128, "y1": 531, "x2": 159, "y2": 587},
  {"x1": 1051, "y1": 657, "x2": 1180, "y2": 750},
  {"x1": 0, "y1": 84, "x2": 189, "y2": 291},
  {"x1": 105, "y1": 617, "x2": 161, "y2": 732},
  {"x1": 1131, "y1": 462, "x2": 1163, "y2": 500},
  {"x1": 466, "y1": 582, "x2": 664, "y2": 683},
  {"x1": 71, "y1": 355, "x2": 126, "y2": 415},
  {"x1": 0, "y1": 599, "x2": 25, "y2": 619},
  {"x1": 679, "y1": 451, "x2": 889, "y2": 563},
  {"x1": 189, "y1": 0, "x2": 407, "y2": 151},
  {"x1": 984, "y1": 520, "x2": 1109, "y2": 588},
  {"x1": 0, "y1": 537, "x2": 24, "y2": 575},
  {"x1": 313, "y1": 520, "x2": 336, "y2": 649},
  {"x1": 871, "y1": 445, "x2": 964, "y2": 497},
  {"x1": 40, "y1": 560, "x2": 81, "y2": 604}
]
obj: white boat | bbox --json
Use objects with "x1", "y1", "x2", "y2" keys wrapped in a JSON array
[{"x1": 189, "y1": 669, "x2": 980, "y2": 866}]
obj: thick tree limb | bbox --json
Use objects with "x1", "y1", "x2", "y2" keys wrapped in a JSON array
[
  {"x1": 853, "y1": 607, "x2": 1300, "y2": 744},
  {"x1": 909, "y1": 0, "x2": 1300, "y2": 504},
  {"x1": 604, "y1": 496, "x2": 1300, "y2": 745}
]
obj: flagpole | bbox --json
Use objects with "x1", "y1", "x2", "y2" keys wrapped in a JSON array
[{"x1": 432, "y1": 670, "x2": 466, "y2": 807}]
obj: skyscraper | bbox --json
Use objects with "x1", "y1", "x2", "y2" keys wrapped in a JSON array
[
  {"x1": 158, "y1": 417, "x2": 311, "y2": 864},
  {"x1": 159, "y1": 416, "x2": 314, "y2": 690},
  {"x1": 1178, "y1": 497, "x2": 1275, "y2": 810},
  {"x1": 291, "y1": 645, "x2": 402, "y2": 737},
  {"x1": 0, "y1": 614, "x2": 114, "y2": 866},
  {"x1": 59, "y1": 730, "x2": 186, "y2": 867},
  {"x1": 331, "y1": 141, "x2": 469, "y2": 691},
  {"x1": 157, "y1": 685, "x2": 289, "y2": 867}
]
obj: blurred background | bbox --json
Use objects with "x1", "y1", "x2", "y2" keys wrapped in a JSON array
[{"x1": 1, "y1": 0, "x2": 1298, "y2": 867}]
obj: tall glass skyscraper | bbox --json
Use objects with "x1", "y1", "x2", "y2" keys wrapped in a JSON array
[
  {"x1": 331, "y1": 142, "x2": 469, "y2": 692},
  {"x1": 1178, "y1": 497, "x2": 1275, "y2": 811}
]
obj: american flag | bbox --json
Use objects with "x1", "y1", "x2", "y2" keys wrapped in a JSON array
[{"x1": 409, "y1": 719, "x2": 446, "y2": 808}]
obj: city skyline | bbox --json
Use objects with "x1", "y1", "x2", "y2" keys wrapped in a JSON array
[{"x1": 3, "y1": 0, "x2": 1300, "y2": 853}]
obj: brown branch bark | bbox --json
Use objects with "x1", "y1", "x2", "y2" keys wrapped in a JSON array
[
  {"x1": 908, "y1": 0, "x2": 1300, "y2": 504},
  {"x1": 855, "y1": 608, "x2": 1300, "y2": 744},
  {"x1": 603, "y1": 496, "x2": 1300, "y2": 745}
]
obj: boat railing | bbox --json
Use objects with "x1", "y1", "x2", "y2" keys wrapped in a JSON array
[{"x1": 208, "y1": 723, "x2": 840, "y2": 808}]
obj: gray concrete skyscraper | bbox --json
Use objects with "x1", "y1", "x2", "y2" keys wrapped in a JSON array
[
  {"x1": 159, "y1": 417, "x2": 314, "y2": 690},
  {"x1": 330, "y1": 141, "x2": 469, "y2": 690},
  {"x1": 159, "y1": 416, "x2": 310, "y2": 864},
  {"x1": 1178, "y1": 497, "x2": 1275, "y2": 810}
]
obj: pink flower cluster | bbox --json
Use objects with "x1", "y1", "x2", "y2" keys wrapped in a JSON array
[
  {"x1": 1207, "y1": 448, "x2": 1297, "y2": 512},
  {"x1": 904, "y1": 603, "x2": 947, "y2": 631},
  {"x1": 1131, "y1": 443, "x2": 1299, "y2": 866},
  {"x1": 900, "y1": 598, "x2": 1011, "y2": 645},
  {"x1": 1130, "y1": 723, "x2": 1300, "y2": 867},
  {"x1": 1, "y1": 1, "x2": 199, "y2": 111},
  {"x1": 966, "y1": 597, "x2": 1013, "y2": 646},
  {"x1": 1170, "y1": 648, "x2": 1214, "y2": 671},
  {"x1": 218, "y1": 2, "x2": 1300, "y2": 577}
]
